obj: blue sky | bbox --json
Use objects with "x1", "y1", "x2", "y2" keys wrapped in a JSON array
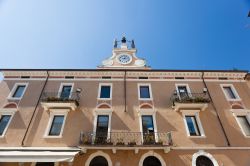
[{"x1": 0, "y1": 0, "x2": 249, "y2": 74}]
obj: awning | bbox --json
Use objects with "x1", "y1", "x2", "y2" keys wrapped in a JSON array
[{"x1": 0, "y1": 150, "x2": 79, "y2": 162}]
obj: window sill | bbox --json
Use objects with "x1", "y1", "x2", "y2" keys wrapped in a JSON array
[
  {"x1": 7, "y1": 97, "x2": 22, "y2": 100},
  {"x1": 97, "y1": 98, "x2": 112, "y2": 100},
  {"x1": 43, "y1": 135, "x2": 63, "y2": 139},
  {"x1": 226, "y1": 98, "x2": 241, "y2": 102},
  {"x1": 139, "y1": 98, "x2": 153, "y2": 101},
  {"x1": 188, "y1": 135, "x2": 206, "y2": 138}
]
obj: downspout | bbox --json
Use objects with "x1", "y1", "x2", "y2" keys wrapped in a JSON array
[
  {"x1": 201, "y1": 72, "x2": 230, "y2": 146},
  {"x1": 124, "y1": 70, "x2": 127, "y2": 112},
  {"x1": 21, "y1": 70, "x2": 49, "y2": 146}
]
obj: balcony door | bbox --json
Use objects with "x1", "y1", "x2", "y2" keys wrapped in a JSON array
[
  {"x1": 96, "y1": 115, "x2": 109, "y2": 143},
  {"x1": 142, "y1": 115, "x2": 155, "y2": 143},
  {"x1": 177, "y1": 86, "x2": 189, "y2": 99},
  {"x1": 60, "y1": 85, "x2": 72, "y2": 99}
]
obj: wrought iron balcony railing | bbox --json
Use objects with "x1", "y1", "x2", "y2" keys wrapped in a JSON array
[
  {"x1": 40, "y1": 92, "x2": 80, "y2": 106},
  {"x1": 79, "y1": 132, "x2": 173, "y2": 146},
  {"x1": 171, "y1": 92, "x2": 210, "y2": 104}
]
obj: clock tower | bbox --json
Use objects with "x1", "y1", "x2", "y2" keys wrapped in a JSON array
[{"x1": 98, "y1": 36, "x2": 150, "y2": 69}]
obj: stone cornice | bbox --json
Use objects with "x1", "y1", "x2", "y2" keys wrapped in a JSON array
[{"x1": 1, "y1": 70, "x2": 247, "y2": 80}]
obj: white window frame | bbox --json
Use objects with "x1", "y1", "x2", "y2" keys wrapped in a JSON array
[
  {"x1": 97, "y1": 83, "x2": 112, "y2": 100},
  {"x1": 93, "y1": 109, "x2": 113, "y2": 140},
  {"x1": 44, "y1": 109, "x2": 69, "y2": 138},
  {"x1": 138, "y1": 83, "x2": 153, "y2": 100},
  {"x1": 175, "y1": 83, "x2": 192, "y2": 99},
  {"x1": 231, "y1": 109, "x2": 250, "y2": 138},
  {"x1": 0, "y1": 109, "x2": 16, "y2": 138},
  {"x1": 220, "y1": 84, "x2": 241, "y2": 101},
  {"x1": 181, "y1": 110, "x2": 206, "y2": 138},
  {"x1": 58, "y1": 83, "x2": 74, "y2": 98},
  {"x1": 8, "y1": 83, "x2": 28, "y2": 100},
  {"x1": 138, "y1": 109, "x2": 158, "y2": 142}
]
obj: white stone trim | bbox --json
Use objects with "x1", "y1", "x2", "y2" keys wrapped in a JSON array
[
  {"x1": 137, "y1": 83, "x2": 153, "y2": 100},
  {"x1": 138, "y1": 109, "x2": 158, "y2": 142},
  {"x1": 138, "y1": 151, "x2": 166, "y2": 166},
  {"x1": 97, "y1": 83, "x2": 113, "y2": 100},
  {"x1": 181, "y1": 110, "x2": 206, "y2": 138},
  {"x1": 7, "y1": 83, "x2": 28, "y2": 100},
  {"x1": 58, "y1": 83, "x2": 74, "y2": 98},
  {"x1": 44, "y1": 109, "x2": 69, "y2": 138},
  {"x1": 220, "y1": 84, "x2": 241, "y2": 101},
  {"x1": 192, "y1": 150, "x2": 219, "y2": 166},
  {"x1": 0, "y1": 108, "x2": 17, "y2": 138},
  {"x1": 85, "y1": 151, "x2": 112, "y2": 166},
  {"x1": 231, "y1": 110, "x2": 250, "y2": 138}
]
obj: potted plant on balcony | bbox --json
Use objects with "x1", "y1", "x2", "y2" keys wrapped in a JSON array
[
  {"x1": 155, "y1": 139, "x2": 163, "y2": 146},
  {"x1": 116, "y1": 138, "x2": 125, "y2": 146},
  {"x1": 128, "y1": 140, "x2": 137, "y2": 146},
  {"x1": 82, "y1": 135, "x2": 92, "y2": 145},
  {"x1": 143, "y1": 135, "x2": 155, "y2": 145}
]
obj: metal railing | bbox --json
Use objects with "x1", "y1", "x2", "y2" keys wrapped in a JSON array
[
  {"x1": 79, "y1": 132, "x2": 173, "y2": 146},
  {"x1": 40, "y1": 92, "x2": 80, "y2": 106},
  {"x1": 171, "y1": 91, "x2": 210, "y2": 104}
]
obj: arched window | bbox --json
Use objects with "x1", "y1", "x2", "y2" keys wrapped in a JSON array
[
  {"x1": 36, "y1": 163, "x2": 54, "y2": 166},
  {"x1": 143, "y1": 156, "x2": 162, "y2": 166},
  {"x1": 196, "y1": 155, "x2": 214, "y2": 166},
  {"x1": 90, "y1": 156, "x2": 108, "y2": 166},
  {"x1": 139, "y1": 151, "x2": 166, "y2": 166},
  {"x1": 192, "y1": 151, "x2": 219, "y2": 166}
]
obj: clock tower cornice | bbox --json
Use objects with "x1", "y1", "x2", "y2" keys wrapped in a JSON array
[{"x1": 98, "y1": 36, "x2": 150, "y2": 70}]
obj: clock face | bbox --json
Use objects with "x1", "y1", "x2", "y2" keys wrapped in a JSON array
[{"x1": 117, "y1": 54, "x2": 132, "y2": 64}]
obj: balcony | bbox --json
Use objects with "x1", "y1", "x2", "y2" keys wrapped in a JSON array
[
  {"x1": 41, "y1": 92, "x2": 80, "y2": 111},
  {"x1": 171, "y1": 92, "x2": 210, "y2": 111},
  {"x1": 79, "y1": 132, "x2": 172, "y2": 147}
]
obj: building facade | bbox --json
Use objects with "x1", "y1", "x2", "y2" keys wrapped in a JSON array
[{"x1": 0, "y1": 37, "x2": 250, "y2": 166}]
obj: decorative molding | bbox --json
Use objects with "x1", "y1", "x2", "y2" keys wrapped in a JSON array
[{"x1": 2, "y1": 70, "x2": 247, "y2": 80}]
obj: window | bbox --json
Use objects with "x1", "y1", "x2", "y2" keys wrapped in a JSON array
[
  {"x1": 138, "y1": 84, "x2": 152, "y2": 100},
  {"x1": 8, "y1": 83, "x2": 28, "y2": 99},
  {"x1": 58, "y1": 83, "x2": 73, "y2": 99},
  {"x1": 236, "y1": 116, "x2": 250, "y2": 136},
  {"x1": 48, "y1": 115, "x2": 65, "y2": 136},
  {"x1": 185, "y1": 116, "x2": 201, "y2": 136},
  {"x1": 96, "y1": 115, "x2": 109, "y2": 143},
  {"x1": 196, "y1": 156, "x2": 214, "y2": 166},
  {"x1": 221, "y1": 84, "x2": 240, "y2": 100},
  {"x1": 142, "y1": 115, "x2": 155, "y2": 143},
  {"x1": 176, "y1": 84, "x2": 191, "y2": 99},
  {"x1": 45, "y1": 110, "x2": 68, "y2": 138},
  {"x1": 98, "y1": 84, "x2": 112, "y2": 99},
  {"x1": 142, "y1": 115, "x2": 154, "y2": 133},
  {"x1": 0, "y1": 115, "x2": 12, "y2": 136}
]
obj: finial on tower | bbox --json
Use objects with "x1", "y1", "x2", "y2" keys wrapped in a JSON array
[
  {"x1": 113, "y1": 39, "x2": 118, "y2": 48},
  {"x1": 121, "y1": 36, "x2": 126, "y2": 43},
  {"x1": 131, "y1": 39, "x2": 135, "y2": 48}
]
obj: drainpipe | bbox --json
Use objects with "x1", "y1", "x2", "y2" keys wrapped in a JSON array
[
  {"x1": 201, "y1": 72, "x2": 230, "y2": 146},
  {"x1": 124, "y1": 70, "x2": 127, "y2": 112},
  {"x1": 21, "y1": 70, "x2": 49, "y2": 146}
]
